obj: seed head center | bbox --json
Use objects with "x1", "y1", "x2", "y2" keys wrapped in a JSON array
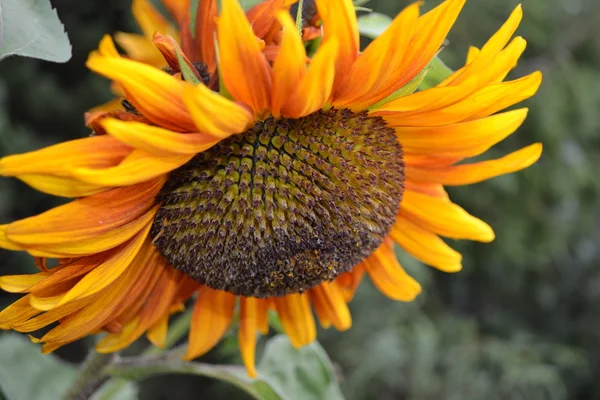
[{"x1": 151, "y1": 109, "x2": 404, "y2": 297}]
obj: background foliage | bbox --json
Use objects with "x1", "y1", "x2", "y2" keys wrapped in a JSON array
[{"x1": 1, "y1": 0, "x2": 599, "y2": 399}]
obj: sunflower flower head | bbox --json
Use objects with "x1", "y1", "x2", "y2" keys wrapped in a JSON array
[{"x1": 0, "y1": 0, "x2": 542, "y2": 377}]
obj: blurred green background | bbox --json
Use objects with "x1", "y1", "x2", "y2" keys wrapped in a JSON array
[{"x1": 1, "y1": 0, "x2": 599, "y2": 399}]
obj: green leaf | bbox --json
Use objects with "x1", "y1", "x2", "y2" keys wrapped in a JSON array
[
  {"x1": 105, "y1": 336, "x2": 344, "y2": 400},
  {"x1": 0, "y1": 334, "x2": 77, "y2": 400},
  {"x1": 357, "y1": 12, "x2": 391, "y2": 39},
  {"x1": 257, "y1": 335, "x2": 345, "y2": 400},
  {"x1": 418, "y1": 55, "x2": 454, "y2": 90},
  {"x1": 239, "y1": 0, "x2": 263, "y2": 10},
  {"x1": 175, "y1": 47, "x2": 201, "y2": 85},
  {"x1": 0, "y1": 0, "x2": 71, "y2": 62}
]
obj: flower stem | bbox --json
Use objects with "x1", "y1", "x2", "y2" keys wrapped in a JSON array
[{"x1": 63, "y1": 351, "x2": 116, "y2": 400}]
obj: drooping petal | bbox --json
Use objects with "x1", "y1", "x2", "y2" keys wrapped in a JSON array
[
  {"x1": 282, "y1": 38, "x2": 339, "y2": 118},
  {"x1": 390, "y1": 216, "x2": 462, "y2": 272},
  {"x1": 152, "y1": 33, "x2": 202, "y2": 80},
  {"x1": 0, "y1": 135, "x2": 131, "y2": 178},
  {"x1": 218, "y1": 0, "x2": 272, "y2": 114},
  {"x1": 310, "y1": 281, "x2": 351, "y2": 330},
  {"x1": 406, "y1": 143, "x2": 543, "y2": 185},
  {"x1": 182, "y1": 84, "x2": 254, "y2": 138},
  {"x1": 22, "y1": 205, "x2": 158, "y2": 258},
  {"x1": 239, "y1": 297, "x2": 269, "y2": 378},
  {"x1": 5, "y1": 177, "x2": 164, "y2": 246},
  {"x1": 363, "y1": 240, "x2": 422, "y2": 301},
  {"x1": 184, "y1": 287, "x2": 236, "y2": 360},
  {"x1": 400, "y1": 191, "x2": 495, "y2": 242},
  {"x1": 53, "y1": 226, "x2": 153, "y2": 307},
  {"x1": 274, "y1": 293, "x2": 316, "y2": 348}
]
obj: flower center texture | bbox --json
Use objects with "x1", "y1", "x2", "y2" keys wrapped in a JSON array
[{"x1": 151, "y1": 109, "x2": 405, "y2": 297}]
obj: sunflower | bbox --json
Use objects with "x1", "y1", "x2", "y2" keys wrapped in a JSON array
[{"x1": 0, "y1": 0, "x2": 542, "y2": 377}]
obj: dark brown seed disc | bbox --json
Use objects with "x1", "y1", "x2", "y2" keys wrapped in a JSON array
[{"x1": 151, "y1": 108, "x2": 405, "y2": 297}]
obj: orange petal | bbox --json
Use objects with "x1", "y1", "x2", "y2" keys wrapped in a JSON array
[
  {"x1": 54, "y1": 226, "x2": 153, "y2": 307},
  {"x1": 282, "y1": 38, "x2": 339, "y2": 118},
  {"x1": 354, "y1": 0, "x2": 465, "y2": 110},
  {"x1": 395, "y1": 108, "x2": 529, "y2": 158},
  {"x1": 363, "y1": 240, "x2": 422, "y2": 301},
  {"x1": 374, "y1": 38, "x2": 532, "y2": 126},
  {"x1": 406, "y1": 143, "x2": 542, "y2": 186},
  {"x1": 5, "y1": 177, "x2": 164, "y2": 246},
  {"x1": 246, "y1": 0, "x2": 296, "y2": 41},
  {"x1": 181, "y1": 0, "x2": 217, "y2": 70},
  {"x1": 239, "y1": 297, "x2": 262, "y2": 377},
  {"x1": 315, "y1": 0, "x2": 359, "y2": 92},
  {"x1": 184, "y1": 287, "x2": 236, "y2": 360},
  {"x1": 390, "y1": 216, "x2": 462, "y2": 272},
  {"x1": 274, "y1": 293, "x2": 316, "y2": 348},
  {"x1": 404, "y1": 180, "x2": 449, "y2": 199},
  {"x1": 87, "y1": 55, "x2": 196, "y2": 132},
  {"x1": 182, "y1": 83, "x2": 254, "y2": 138},
  {"x1": 23, "y1": 205, "x2": 158, "y2": 258},
  {"x1": 334, "y1": 265, "x2": 365, "y2": 302},
  {"x1": 310, "y1": 281, "x2": 351, "y2": 331},
  {"x1": 218, "y1": 0, "x2": 272, "y2": 114},
  {"x1": 400, "y1": 190, "x2": 495, "y2": 242},
  {"x1": 152, "y1": 33, "x2": 202, "y2": 80},
  {"x1": 334, "y1": 2, "x2": 420, "y2": 108},
  {"x1": 271, "y1": 12, "x2": 306, "y2": 117},
  {"x1": 102, "y1": 118, "x2": 220, "y2": 155},
  {"x1": 0, "y1": 295, "x2": 40, "y2": 329}
]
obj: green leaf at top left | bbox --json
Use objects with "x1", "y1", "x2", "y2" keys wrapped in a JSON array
[{"x1": 0, "y1": 0, "x2": 71, "y2": 63}]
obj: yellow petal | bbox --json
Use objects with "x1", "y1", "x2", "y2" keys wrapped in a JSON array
[
  {"x1": 390, "y1": 216, "x2": 462, "y2": 272},
  {"x1": 218, "y1": 0, "x2": 272, "y2": 114},
  {"x1": 114, "y1": 32, "x2": 166, "y2": 67},
  {"x1": 147, "y1": 314, "x2": 169, "y2": 348},
  {"x1": 98, "y1": 35, "x2": 120, "y2": 57},
  {"x1": 274, "y1": 293, "x2": 316, "y2": 348},
  {"x1": 363, "y1": 241, "x2": 422, "y2": 301},
  {"x1": 400, "y1": 191, "x2": 495, "y2": 242},
  {"x1": 0, "y1": 273, "x2": 50, "y2": 293},
  {"x1": 271, "y1": 12, "x2": 306, "y2": 117},
  {"x1": 69, "y1": 150, "x2": 192, "y2": 187},
  {"x1": 0, "y1": 135, "x2": 130, "y2": 178},
  {"x1": 184, "y1": 287, "x2": 236, "y2": 360},
  {"x1": 310, "y1": 281, "x2": 352, "y2": 331},
  {"x1": 282, "y1": 38, "x2": 339, "y2": 118},
  {"x1": 315, "y1": 0, "x2": 359, "y2": 92},
  {"x1": 87, "y1": 55, "x2": 196, "y2": 132},
  {"x1": 395, "y1": 108, "x2": 529, "y2": 158},
  {"x1": 0, "y1": 296, "x2": 40, "y2": 329},
  {"x1": 102, "y1": 118, "x2": 220, "y2": 155},
  {"x1": 182, "y1": 84, "x2": 254, "y2": 138},
  {"x1": 406, "y1": 143, "x2": 543, "y2": 186},
  {"x1": 446, "y1": 5, "x2": 522, "y2": 86},
  {"x1": 132, "y1": 0, "x2": 174, "y2": 38}
]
